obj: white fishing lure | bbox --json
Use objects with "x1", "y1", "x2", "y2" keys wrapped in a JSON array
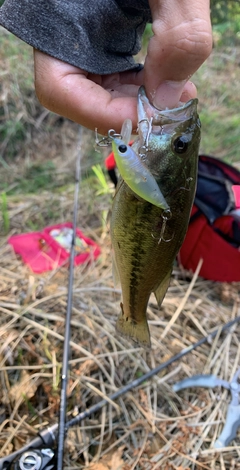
[{"x1": 111, "y1": 121, "x2": 169, "y2": 210}]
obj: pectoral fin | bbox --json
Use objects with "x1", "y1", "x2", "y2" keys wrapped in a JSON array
[{"x1": 154, "y1": 271, "x2": 172, "y2": 307}]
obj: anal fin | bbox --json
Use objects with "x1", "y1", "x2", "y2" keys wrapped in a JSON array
[{"x1": 154, "y1": 271, "x2": 172, "y2": 307}]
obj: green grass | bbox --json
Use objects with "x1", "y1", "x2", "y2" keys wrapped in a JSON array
[
  {"x1": 15, "y1": 161, "x2": 56, "y2": 194},
  {"x1": 1, "y1": 191, "x2": 9, "y2": 233},
  {"x1": 92, "y1": 164, "x2": 112, "y2": 196},
  {"x1": 200, "y1": 111, "x2": 240, "y2": 161},
  {"x1": 0, "y1": 161, "x2": 73, "y2": 195},
  {"x1": 0, "y1": 30, "x2": 36, "y2": 161},
  {"x1": 193, "y1": 51, "x2": 240, "y2": 163}
]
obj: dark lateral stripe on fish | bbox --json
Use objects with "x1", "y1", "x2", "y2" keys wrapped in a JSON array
[{"x1": 128, "y1": 203, "x2": 156, "y2": 318}]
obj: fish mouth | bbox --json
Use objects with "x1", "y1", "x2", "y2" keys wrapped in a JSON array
[
  {"x1": 137, "y1": 86, "x2": 198, "y2": 145},
  {"x1": 138, "y1": 86, "x2": 198, "y2": 125}
]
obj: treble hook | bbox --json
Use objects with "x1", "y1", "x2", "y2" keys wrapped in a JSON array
[
  {"x1": 138, "y1": 117, "x2": 153, "y2": 157},
  {"x1": 179, "y1": 177, "x2": 193, "y2": 192},
  {"x1": 158, "y1": 209, "x2": 174, "y2": 244},
  {"x1": 95, "y1": 128, "x2": 122, "y2": 147},
  {"x1": 151, "y1": 210, "x2": 174, "y2": 244}
]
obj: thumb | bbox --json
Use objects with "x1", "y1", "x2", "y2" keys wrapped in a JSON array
[{"x1": 144, "y1": 0, "x2": 212, "y2": 108}]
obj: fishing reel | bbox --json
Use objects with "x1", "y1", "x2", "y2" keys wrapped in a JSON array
[{"x1": 6, "y1": 448, "x2": 56, "y2": 470}]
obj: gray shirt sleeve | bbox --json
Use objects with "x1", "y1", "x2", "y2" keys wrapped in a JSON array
[{"x1": 0, "y1": 0, "x2": 151, "y2": 74}]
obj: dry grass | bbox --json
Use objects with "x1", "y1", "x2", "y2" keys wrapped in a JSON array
[{"x1": 0, "y1": 181, "x2": 240, "y2": 470}]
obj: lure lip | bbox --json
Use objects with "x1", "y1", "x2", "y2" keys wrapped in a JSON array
[{"x1": 120, "y1": 118, "x2": 132, "y2": 145}]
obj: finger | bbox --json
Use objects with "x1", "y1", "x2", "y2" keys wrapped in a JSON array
[
  {"x1": 34, "y1": 50, "x2": 142, "y2": 135},
  {"x1": 145, "y1": 0, "x2": 212, "y2": 109},
  {"x1": 180, "y1": 81, "x2": 197, "y2": 102},
  {"x1": 88, "y1": 68, "x2": 144, "y2": 89}
]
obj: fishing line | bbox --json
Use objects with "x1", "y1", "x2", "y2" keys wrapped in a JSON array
[
  {"x1": 1, "y1": 314, "x2": 239, "y2": 469},
  {"x1": 57, "y1": 126, "x2": 83, "y2": 470}
]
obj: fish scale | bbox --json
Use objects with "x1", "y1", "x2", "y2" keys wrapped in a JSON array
[{"x1": 110, "y1": 86, "x2": 201, "y2": 348}]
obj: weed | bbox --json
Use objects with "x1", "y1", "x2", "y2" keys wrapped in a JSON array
[
  {"x1": 1, "y1": 191, "x2": 9, "y2": 234},
  {"x1": 0, "y1": 30, "x2": 36, "y2": 162},
  {"x1": 23, "y1": 162, "x2": 56, "y2": 192},
  {"x1": 0, "y1": 119, "x2": 26, "y2": 160},
  {"x1": 3, "y1": 161, "x2": 59, "y2": 195},
  {"x1": 92, "y1": 164, "x2": 112, "y2": 196},
  {"x1": 23, "y1": 395, "x2": 38, "y2": 417}
]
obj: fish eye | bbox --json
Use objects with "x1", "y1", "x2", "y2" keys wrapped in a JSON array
[
  {"x1": 173, "y1": 136, "x2": 189, "y2": 154},
  {"x1": 118, "y1": 144, "x2": 128, "y2": 153}
]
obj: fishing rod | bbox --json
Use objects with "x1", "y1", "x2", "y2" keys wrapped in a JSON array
[
  {"x1": 56, "y1": 126, "x2": 83, "y2": 470},
  {"x1": 1, "y1": 314, "x2": 240, "y2": 470}
]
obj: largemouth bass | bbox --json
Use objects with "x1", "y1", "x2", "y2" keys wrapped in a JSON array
[{"x1": 110, "y1": 86, "x2": 201, "y2": 348}]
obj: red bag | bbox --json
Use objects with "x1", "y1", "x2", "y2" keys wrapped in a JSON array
[{"x1": 179, "y1": 155, "x2": 240, "y2": 282}]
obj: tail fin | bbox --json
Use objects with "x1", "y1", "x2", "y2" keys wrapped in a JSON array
[{"x1": 116, "y1": 305, "x2": 151, "y2": 349}]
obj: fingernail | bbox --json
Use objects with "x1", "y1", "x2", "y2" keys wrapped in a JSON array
[{"x1": 153, "y1": 80, "x2": 186, "y2": 109}]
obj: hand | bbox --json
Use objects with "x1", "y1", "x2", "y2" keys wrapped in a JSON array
[
  {"x1": 34, "y1": 0, "x2": 212, "y2": 135},
  {"x1": 34, "y1": 50, "x2": 144, "y2": 135}
]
